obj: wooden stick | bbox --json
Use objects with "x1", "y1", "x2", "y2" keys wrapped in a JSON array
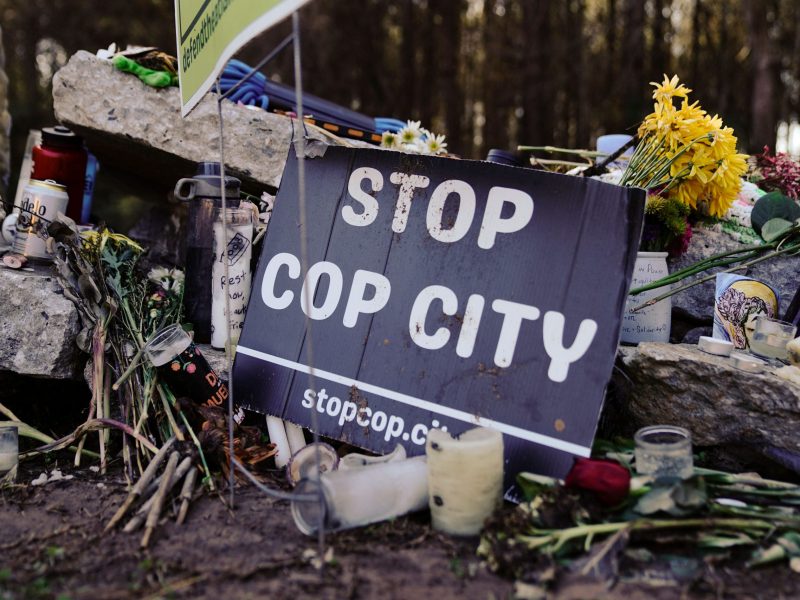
[
  {"x1": 124, "y1": 456, "x2": 194, "y2": 532},
  {"x1": 141, "y1": 455, "x2": 194, "y2": 501},
  {"x1": 105, "y1": 437, "x2": 175, "y2": 531},
  {"x1": 141, "y1": 451, "x2": 179, "y2": 549},
  {"x1": 176, "y1": 468, "x2": 198, "y2": 525}
]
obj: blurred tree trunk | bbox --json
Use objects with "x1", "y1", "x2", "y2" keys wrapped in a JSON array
[
  {"x1": 649, "y1": 0, "x2": 669, "y2": 78},
  {"x1": 399, "y1": 1, "x2": 417, "y2": 119},
  {"x1": 619, "y1": 0, "x2": 646, "y2": 131},
  {"x1": 689, "y1": 0, "x2": 703, "y2": 86},
  {"x1": 431, "y1": 0, "x2": 464, "y2": 147},
  {"x1": 745, "y1": 0, "x2": 779, "y2": 150},
  {"x1": 481, "y1": 1, "x2": 516, "y2": 154},
  {"x1": 569, "y1": 0, "x2": 589, "y2": 146},
  {"x1": 520, "y1": 0, "x2": 553, "y2": 147}
]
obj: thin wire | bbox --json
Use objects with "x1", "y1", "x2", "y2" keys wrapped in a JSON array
[
  {"x1": 231, "y1": 457, "x2": 317, "y2": 502},
  {"x1": 219, "y1": 33, "x2": 294, "y2": 101},
  {"x1": 216, "y1": 73, "x2": 236, "y2": 509},
  {"x1": 292, "y1": 10, "x2": 327, "y2": 566}
]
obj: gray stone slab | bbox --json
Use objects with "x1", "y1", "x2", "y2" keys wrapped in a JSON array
[
  {"x1": 614, "y1": 342, "x2": 800, "y2": 452},
  {"x1": 0, "y1": 264, "x2": 83, "y2": 379},
  {"x1": 52, "y1": 51, "x2": 337, "y2": 193}
]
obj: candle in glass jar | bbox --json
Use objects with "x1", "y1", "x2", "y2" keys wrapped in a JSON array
[
  {"x1": 634, "y1": 425, "x2": 693, "y2": 479},
  {"x1": 749, "y1": 316, "x2": 797, "y2": 360},
  {"x1": 0, "y1": 426, "x2": 18, "y2": 480},
  {"x1": 211, "y1": 206, "x2": 254, "y2": 350}
]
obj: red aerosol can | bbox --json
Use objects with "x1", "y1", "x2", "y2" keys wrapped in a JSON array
[{"x1": 31, "y1": 126, "x2": 88, "y2": 223}]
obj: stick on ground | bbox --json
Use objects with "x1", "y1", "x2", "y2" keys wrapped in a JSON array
[
  {"x1": 124, "y1": 455, "x2": 195, "y2": 533},
  {"x1": 176, "y1": 468, "x2": 198, "y2": 525},
  {"x1": 141, "y1": 451, "x2": 179, "y2": 549},
  {"x1": 105, "y1": 437, "x2": 175, "y2": 531}
]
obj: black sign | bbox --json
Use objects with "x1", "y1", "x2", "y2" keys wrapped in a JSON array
[{"x1": 233, "y1": 147, "x2": 645, "y2": 489}]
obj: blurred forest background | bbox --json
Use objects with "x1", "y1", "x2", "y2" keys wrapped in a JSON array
[{"x1": 2, "y1": 0, "x2": 799, "y2": 192}]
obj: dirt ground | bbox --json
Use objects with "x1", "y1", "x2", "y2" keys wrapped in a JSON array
[{"x1": 2, "y1": 462, "x2": 800, "y2": 600}]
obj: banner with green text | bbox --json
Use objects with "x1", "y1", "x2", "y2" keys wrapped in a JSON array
[{"x1": 175, "y1": 0, "x2": 311, "y2": 116}]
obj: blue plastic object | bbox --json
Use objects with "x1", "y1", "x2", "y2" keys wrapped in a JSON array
[{"x1": 218, "y1": 59, "x2": 405, "y2": 137}]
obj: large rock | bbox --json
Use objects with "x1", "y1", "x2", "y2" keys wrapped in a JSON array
[
  {"x1": 613, "y1": 342, "x2": 800, "y2": 452},
  {"x1": 669, "y1": 226, "x2": 799, "y2": 321},
  {"x1": 52, "y1": 51, "x2": 335, "y2": 193},
  {"x1": 0, "y1": 265, "x2": 84, "y2": 379}
]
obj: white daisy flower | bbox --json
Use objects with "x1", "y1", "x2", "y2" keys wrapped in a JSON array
[
  {"x1": 404, "y1": 120, "x2": 423, "y2": 136},
  {"x1": 399, "y1": 127, "x2": 420, "y2": 145},
  {"x1": 381, "y1": 131, "x2": 400, "y2": 149},
  {"x1": 148, "y1": 267, "x2": 171, "y2": 284},
  {"x1": 148, "y1": 267, "x2": 185, "y2": 291},
  {"x1": 425, "y1": 133, "x2": 448, "y2": 155}
]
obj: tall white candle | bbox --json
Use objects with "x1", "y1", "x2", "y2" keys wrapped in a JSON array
[
  {"x1": 285, "y1": 421, "x2": 307, "y2": 455},
  {"x1": 266, "y1": 416, "x2": 292, "y2": 469},
  {"x1": 426, "y1": 427, "x2": 504, "y2": 536},
  {"x1": 211, "y1": 208, "x2": 254, "y2": 350}
]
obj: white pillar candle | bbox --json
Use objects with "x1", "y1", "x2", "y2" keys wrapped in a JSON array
[
  {"x1": 211, "y1": 206, "x2": 254, "y2": 350},
  {"x1": 266, "y1": 415, "x2": 292, "y2": 468},
  {"x1": 426, "y1": 427, "x2": 504, "y2": 536},
  {"x1": 285, "y1": 421, "x2": 307, "y2": 455}
]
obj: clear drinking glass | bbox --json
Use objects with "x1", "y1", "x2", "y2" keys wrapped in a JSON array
[
  {"x1": 0, "y1": 425, "x2": 19, "y2": 481},
  {"x1": 749, "y1": 316, "x2": 797, "y2": 360},
  {"x1": 634, "y1": 425, "x2": 693, "y2": 479},
  {"x1": 291, "y1": 457, "x2": 428, "y2": 535}
]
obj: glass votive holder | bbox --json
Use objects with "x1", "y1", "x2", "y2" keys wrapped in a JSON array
[
  {"x1": 749, "y1": 316, "x2": 797, "y2": 361},
  {"x1": 291, "y1": 457, "x2": 428, "y2": 535},
  {"x1": 634, "y1": 425, "x2": 693, "y2": 479},
  {"x1": 0, "y1": 425, "x2": 19, "y2": 481}
]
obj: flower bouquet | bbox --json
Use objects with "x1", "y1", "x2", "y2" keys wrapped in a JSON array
[
  {"x1": 380, "y1": 120, "x2": 448, "y2": 156},
  {"x1": 620, "y1": 75, "x2": 749, "y2": 260}
]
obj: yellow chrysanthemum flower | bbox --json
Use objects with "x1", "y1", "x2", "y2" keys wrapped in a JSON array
[
  {"x1": 650, "y1": 74, "x2": 692, "y2": 104},
  {"x1": 621, "y1": 75, "x2": 749, "y2": 218}
]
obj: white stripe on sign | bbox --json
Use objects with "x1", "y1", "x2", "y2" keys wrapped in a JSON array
[{"x1": 236, "y1": 345, "x2": 592, "y2": 457}]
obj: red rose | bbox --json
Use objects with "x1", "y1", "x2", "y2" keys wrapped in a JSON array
[{"x1": 564, "y1": 457, "x2": 631, "y2": 506}]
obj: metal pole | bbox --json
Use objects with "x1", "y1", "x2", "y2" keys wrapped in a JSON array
[{"x1": 292, "y1": 9, "x2": 327, "y2": 568}]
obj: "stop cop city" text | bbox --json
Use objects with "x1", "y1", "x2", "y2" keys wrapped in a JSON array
[{"x1": 259, "y1": 167, "x2": 598, "y2": 383}]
